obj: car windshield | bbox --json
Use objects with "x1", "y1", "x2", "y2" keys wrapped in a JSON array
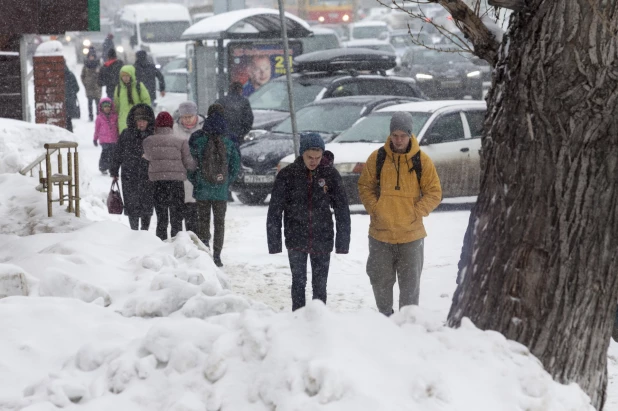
[
  {"x1": 334, "y1": 112, "x2": 431, "y2": 142},
  {"x1": 249, "y1": 81, "x2": 325, "y2": 111},
  {"x1": 139, "y1": 21, "x2": 190, "y2": 43},
  {"x1": 412, "y1": 49, "x2": 472, "y2": 65},
  {"x1": 164, "y1": 72, "x2": 187, "y2": 93},
  {"x1": 352, "y1": 26, "x2": 388, "y2": 39},
  {"x1": 162, "y1": 58, "x2": 186, "y2": 74},
  {"x1": 273, "y1": 104, "x2": 362, "y2": 134}
]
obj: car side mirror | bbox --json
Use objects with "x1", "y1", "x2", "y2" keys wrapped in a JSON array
[{"x1": 393, "y1": 66, "x2": 402, "y2": 73}]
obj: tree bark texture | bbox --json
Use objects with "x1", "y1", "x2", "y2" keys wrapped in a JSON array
[{"x1": 448, "y1": 1, "x2": 618, "y2": 409}]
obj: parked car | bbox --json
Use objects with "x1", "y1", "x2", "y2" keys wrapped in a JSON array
[
  {"x1": 399, "y1": 46, "x2": 484, "y2": 100},
  {"x1": 342, "y1": 21, "x2": 390, "y2": 43},
  {"x1": 233, "y1": 95, "x2": 422, "y2": 204},
  {"x1": 249, "y1": 48, "x2": 426, "y2": 133},
  {"x1": 300, "y1": 27, "x2": 341, "y2": 54},
  {"x1": 278, "y1": 100, "x2": 486, "y2": 203}
]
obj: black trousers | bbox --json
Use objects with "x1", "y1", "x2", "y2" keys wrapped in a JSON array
[
  {"x1": 99, "y1": 143, "x2": 115, "y2": 172},
  {"x1": 288, "y1": 250, "x2": 331, "y2": 311},
  {"x1": 197, "y1": 200, "x2": 227, "y2": 255},
  {"x1": 128, "y1": 215, "x2": 151, "y2": 231},
  {"x1": 153, "y1": 181, "x2": 184, "y2": 241},
  {"x1": 87, "y1": 96, "x2": 99, "y2": 119},
  {"x1": 184, "y1": 202, "x2": 198, "y2": 234}
]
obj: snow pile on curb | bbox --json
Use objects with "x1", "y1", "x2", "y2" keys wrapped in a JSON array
[
  {"x1": 9, "y1": 303, "x2": 592, "y2": 411},
  {"x1": 0, "y1": 118, "x2": 77, "y2": 174}
]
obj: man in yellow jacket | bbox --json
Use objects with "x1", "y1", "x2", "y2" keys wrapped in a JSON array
[{"x1": 358, "y1": 112, "x2": 442, "y2": 315}]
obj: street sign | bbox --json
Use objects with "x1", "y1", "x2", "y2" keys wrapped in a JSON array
[{"x1": 88, "y1": 0, "x2": 100, "y2": 31}]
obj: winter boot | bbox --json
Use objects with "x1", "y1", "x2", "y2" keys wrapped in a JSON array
[{"x1": 213, "y1": 254, "x2": 223, "y2": 267}]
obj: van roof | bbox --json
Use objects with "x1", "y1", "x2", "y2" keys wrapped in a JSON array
[{"x1": 121, "y1": 3, "x2": 191, "y2": 23}]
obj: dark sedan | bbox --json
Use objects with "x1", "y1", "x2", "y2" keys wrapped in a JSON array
[
  {"x1": 400, "y1": 47, "x2": 484, "y2": 100},
  {"x1": 232, "y1": 95, "x2": 420, "y2": 204}
]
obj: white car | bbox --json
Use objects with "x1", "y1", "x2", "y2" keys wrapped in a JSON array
[
  {"x1": 278, "y1": 100, "x2": 486, "y2": 203},
  {"x1": 342, "y1": 21, "x2": 390, "y2": 44}
]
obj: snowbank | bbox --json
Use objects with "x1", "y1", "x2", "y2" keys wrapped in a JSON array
[
  {"x1": 0, "y1": 118, "x2": 77, "y2": 174},
  {"x1": 5, "y1": 303, "x2": 592, "y2": 410}
]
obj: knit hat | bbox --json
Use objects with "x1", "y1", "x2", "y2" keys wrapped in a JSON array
[
  {"x1": 390, "y1": 112, "x2": 414, "y2": 136},
  {"x1": 299, "y1": 132, "x2": 325, "y2": 155},
  {"x1": 178, "y1": 101, "x2": 198, "y2": 116},
  {"x1": 155, "y1": 111, "x2": 174, "y2": 128}
]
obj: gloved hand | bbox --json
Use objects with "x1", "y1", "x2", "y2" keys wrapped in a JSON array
[{"x1": 93, "y1": 140, "x2": 98, "y2": 147}]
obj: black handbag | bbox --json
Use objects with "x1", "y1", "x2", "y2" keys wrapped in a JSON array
[{"x1": 107, "y1": 180, "x2": 124, "y2": 214}]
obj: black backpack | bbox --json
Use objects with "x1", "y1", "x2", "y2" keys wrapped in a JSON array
[
  {"x1": 375, "y1": 147, "x2": 422, "y2": 196},
  {"x1": 201, "y1": 134, "x2": 228, "y2": 184}
]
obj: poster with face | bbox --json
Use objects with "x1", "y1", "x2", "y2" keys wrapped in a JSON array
[{"x1": 228, "y1": 42, "x2": 302, "y2": 97}]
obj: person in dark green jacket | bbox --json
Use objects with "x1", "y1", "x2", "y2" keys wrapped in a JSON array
[{"x1": 188, "y1": 104, "x2": 240, "y2": 267}]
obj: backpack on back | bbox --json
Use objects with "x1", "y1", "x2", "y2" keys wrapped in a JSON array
[
  {"x1": 202, "y1": 134, "x2": 228, "y2": 184},
  {"x1": 375, "y1": 147, "x2": 422, "y2": 197}
]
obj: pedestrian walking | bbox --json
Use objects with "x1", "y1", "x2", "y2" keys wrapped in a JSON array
[
  {"x1": 93, "y1": 97, "x2": 119, "y2": 175},
  {"x1": 114, "y1": 65, "x2": 151, "y2": 134},
  {"x1": 357, "y1": 112, "x2": 442, "y2": 316},
  {"x1": 98, "y1": 49, "x2": 124, "y2": 98},
  {"x1": 143, "y1": 112, "x2": 196, "y2": 241},
  {"x1": 102, "y1": 33, "x2": 115, "y2": 63},
  {"x1": 64, "y1": 64, "x2": 80, "y2": 133},
  {"x1": 173, "y1": 101, "x2": 206, "y2": 235},
  {"x1": 110, "y1": 104, "x2": 156, "y2": 231},
  {"x1": 188, "y1": 104, "x2": 240, "y2": 267},
  {"x1": 80, "y1": 47, "x2": 102, "y2": 122},
  {"x1": 267, "y1": 133, "x2": 351, "y2": 311},
  {"x1": 215, "y1": 81, "x2": 254, "y2": 149},
  {"x1": 134, "y1": 50, "x2": 166, "y2": 106}
]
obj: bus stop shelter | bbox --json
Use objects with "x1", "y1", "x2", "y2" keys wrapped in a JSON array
[{"x1": 181, "y1": 8, "x2": 312, "y2": 114}]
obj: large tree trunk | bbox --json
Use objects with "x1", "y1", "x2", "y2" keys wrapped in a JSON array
[{"x1": 448, "y1": 1, "x2": 618, "y2": 409}]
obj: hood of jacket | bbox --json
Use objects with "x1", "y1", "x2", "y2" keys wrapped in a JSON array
[
  {"x1": 292, "y1": 150, "x2": 335, "y2": 170},
  {"x1": 135, "y1": 50, "x2": 148, "y2": 64},
  {"x1": 126, "y1": 103, "x2": 155, "y2": 133},
  {"x1": 97, "y1": 96, "x2": 117, "y2": 113},
  {"x1": 118, "y1": 65, "x2": 137, "y2": 84},
  {"x1": 202, "y1": 112, "x2": 227, "y2": 136},
  {"x1": 383, "y1": 134, "x2": 420, "y2": 158}
]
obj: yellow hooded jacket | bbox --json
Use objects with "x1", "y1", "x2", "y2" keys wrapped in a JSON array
[
  {"x1": 358, "y1": 135, "x2": 442, "y2": 244},
  {"x1": 114, "y1": 65, "x2": 152, "y2": 134}
]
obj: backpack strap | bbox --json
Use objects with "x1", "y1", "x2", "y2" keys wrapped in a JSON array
[{"x1": 375, "y1": 146, "x2": 423, "y2": 196}]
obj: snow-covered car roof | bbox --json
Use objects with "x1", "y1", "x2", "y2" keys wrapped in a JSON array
[
  {"x1": 350, "y1": 21, "x2": 390, "y2": 27},
  {"x1": 182, "y1": 8, "x2": 312, "y2": 40},
  {"x1": 376, "y1": 100, "x2": 486, "y2": 113},
  {"x1": 121, "y1": 3, "x2": 191, "y2": 23}
]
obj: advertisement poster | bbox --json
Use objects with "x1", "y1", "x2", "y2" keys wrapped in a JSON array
[{"x1": 228, "y1": 42, "x2": 302, "y2": 97}]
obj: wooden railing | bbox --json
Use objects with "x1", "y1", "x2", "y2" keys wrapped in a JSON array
[{"x1": 19, "y1": 141, "x2": 80, "y2": 217}]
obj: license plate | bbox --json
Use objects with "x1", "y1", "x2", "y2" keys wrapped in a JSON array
[
  {"x1": 244, "y1": 175, "x2": 275, "y2": 184},
  {"x1": 441, "y1": 81, "x2": 461, "y2": 88}
]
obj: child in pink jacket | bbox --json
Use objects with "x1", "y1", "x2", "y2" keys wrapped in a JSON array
[{"x1": 93, "y1": 97, "x2": 119, "y2": 175}]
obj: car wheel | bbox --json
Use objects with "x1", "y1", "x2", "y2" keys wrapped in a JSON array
[{"x1": 237, "y1": 191, "x2": 267, "y2": 205}]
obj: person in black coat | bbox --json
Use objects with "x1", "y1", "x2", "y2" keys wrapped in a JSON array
[
  {"x1": 98, "y1": 49, "x2": 124, "y2": 98},
  {"x1": 267, "y1": 133, "x2": 351, "y2": 311},
  {"x1": 134, "y1": 50, "x2": 166, "y2": 105},
  {"x1": 110, "y1": 104, "x2": 156, "y2": 231},
  {"x1": 101, "y1": 34, "x2": 115, "y2": 63},
  {"x1": 215, "y1": 81, "x2": 254, "y2": 148},
  {"x1": 64, "y1": 64, "x2": 80, "y2": 132}
]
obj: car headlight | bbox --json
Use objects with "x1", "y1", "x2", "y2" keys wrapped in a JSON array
[
  {"x1": 277, "y1": 161, "x2": 291, "y2": 173},
  {"x1": 65, "y1": 35, "x2": 71, "y2": 42},
  {"x1": 116, "y1": 46, "x2": 124, "y2": 53},
  {"x1": 467, "y1": 70, "x2": 481, "y2": 78},
  {"x1": 83, "y1": 39, "x2": 91, "y2": 47},
  {"x1": 335, "y1": 162, "x2": 365, "y2": 174},
  {"x1": 82, "y1": 48, "x2": 89, "y2": 55},
  {"x1": 415, "y1": 73, "x2": 433, "y2": 80},
  {"x1": 246, "y1": 129, "x2": 268, "y2": 141}
]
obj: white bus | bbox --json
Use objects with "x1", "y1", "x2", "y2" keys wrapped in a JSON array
[{"x1": 114, "y1": 3, "x2": 192, "y2": 68}]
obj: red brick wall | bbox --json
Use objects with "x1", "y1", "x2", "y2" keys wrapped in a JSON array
[{"x1": 33, "y1": 56, "x2": 66, "y2": 128}]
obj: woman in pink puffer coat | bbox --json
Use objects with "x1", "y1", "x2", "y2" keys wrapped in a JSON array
[{"x1": 93, "y1": 97, "x2": 119, "y2": 174}]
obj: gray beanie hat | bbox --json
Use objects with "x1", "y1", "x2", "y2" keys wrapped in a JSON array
[
  {"x1": 178, "y1": 101, "x2": 198, "y2": 116},
  {"x1": 390, "y1": 112, "x2": 414, "y2": 136}
]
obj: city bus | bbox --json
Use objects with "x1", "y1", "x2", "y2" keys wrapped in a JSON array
[{"x1": 281, "y1": 0, "x2": 355, "y2": 24}]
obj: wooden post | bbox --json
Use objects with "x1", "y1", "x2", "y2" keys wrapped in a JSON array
[
  {"x1": 46, "y1": 149, "x2": 52, "y2": 217},
  {"x1": 67, "y1": 147, "x2": 74, "y2": 213},
  {"x1": 57, "y1": 150, "x2": 64, "y2": 205},
  {"x1": 74, "y1": 151, "x2": 80, "y2": 218}
]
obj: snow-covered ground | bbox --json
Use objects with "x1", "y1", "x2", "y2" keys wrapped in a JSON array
[{"x1": 0, "y1": 43, "x2": 615, "y2": 410}]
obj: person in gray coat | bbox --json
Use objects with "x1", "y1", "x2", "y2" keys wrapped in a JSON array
[
  {"x1": 173, "y1": 101, "x2": 206, "y2": 235},
  {"x1": 143, "y1": 111, "x2": 196, "y2": 241}
]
